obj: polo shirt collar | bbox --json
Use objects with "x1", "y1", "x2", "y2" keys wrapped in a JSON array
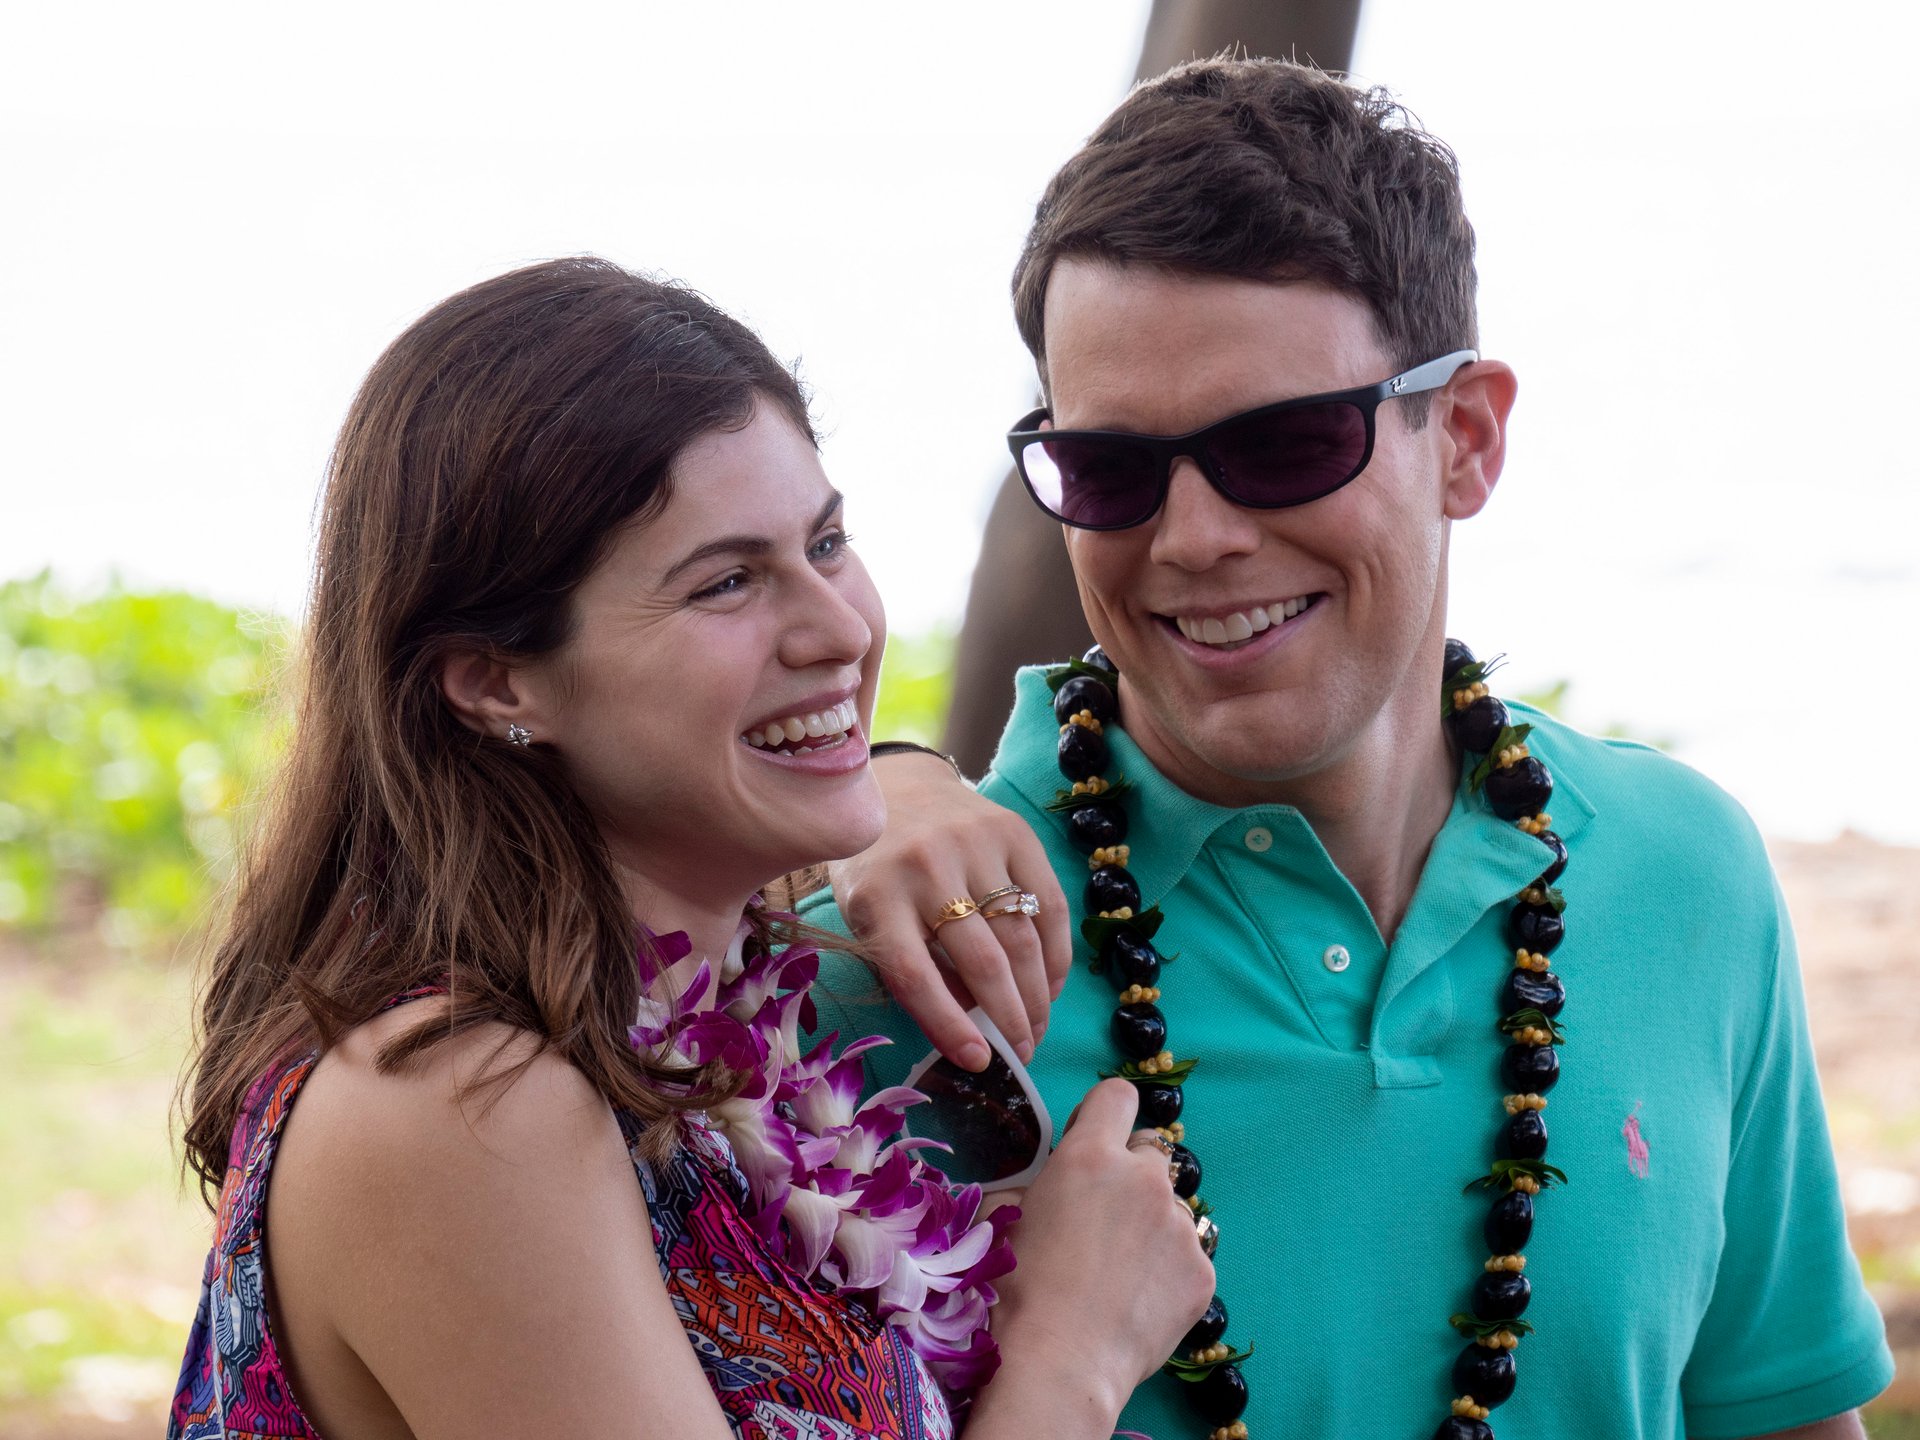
[{"x1": 989, "y1": 667, "x2": 1596, "y2": 926}]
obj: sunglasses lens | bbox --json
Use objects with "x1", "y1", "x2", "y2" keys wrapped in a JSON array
[
  {"x1": 1023, "y1": 435, "x2": 1162, "y2": 528},
  {"x1": 908, "y1": 1049, "x2": 1047, "y2": 1185},
  {"x1": 1208, "y1": 401, "x2": 1368, "y2": 506}
]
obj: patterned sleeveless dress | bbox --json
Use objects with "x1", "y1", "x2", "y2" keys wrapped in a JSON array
[{"x1": 168, "y1": 1001, "x2": 953, "y2": 1440}]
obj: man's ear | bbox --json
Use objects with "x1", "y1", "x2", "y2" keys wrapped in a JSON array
[
  {"x1": 439, "y1": 649, "x2": 547, "y2": 743},
  {"x1": 1439, "y1": 360, "x2": 1519, "y2": 521}
]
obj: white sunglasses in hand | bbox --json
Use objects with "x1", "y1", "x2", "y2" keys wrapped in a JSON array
[{"x1": 902, "y1": 1007, "x2": 1054, "y2": 1192}]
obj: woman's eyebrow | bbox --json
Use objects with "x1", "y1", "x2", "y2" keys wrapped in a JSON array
[{"x1": 660, "y1": 491, "x2": 844, "y2": 587}]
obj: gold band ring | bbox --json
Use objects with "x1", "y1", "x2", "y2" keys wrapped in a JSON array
[
  {"x1": 928, "y1": 896, "x2": 980, "y2": 934},
  {"x1": 974, "y1": 884, "x2": 1024, "y2": 906}
]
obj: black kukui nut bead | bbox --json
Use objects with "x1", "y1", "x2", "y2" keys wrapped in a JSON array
[
  {"x1": 1110, "y1": 1002, "x2": 1167, "y2": 1060},
  {"x1": 1497, "y1": 1109, "x2": 1549, "y2": 1161},
  {"x1": 1484, "y1": 756, "x2": 1553, "y2": 820},
  {"x1": 1450, "y1": 1345, "x2": 1517, "y2": 1408},
  {"x1": 1075, "y1": 645, "x2": 1121, "y2": 675},
  {"x1": 1135, "y1": 1081, "x2": 1184, "y2": 1129},
  {"x1": 1181, "y1": 1294, "x2": 1228, "y2": 1352},
  {"x1": 1057, "y1": 724, "x2": 1110, "y2": 782},
  {"x1": 1451, "y1": 694, "x2": 1510, "y2": 754},
  {"x1": 1535, "y1": 829, "x2": 1568, "y2": 885},
  {"x1": 1508, "y1": 903, "x2": 1565, "y2": 955},
  {"x1": 1432, "y1": 1418, "x2": 1495, "y2": 1440},
  {"x1": 1188, "y1": 1362, "x2": 1248, "y2": 1424},
  {"x1": 1102, "y1": 931, "x2": 1162, "y2": 990},
  {"x1": 1484, "y1": 1189, "x2": 1535, "y2": 1253},
  {"x1": 1501, "y1": 968, "x2": 1565, "y2": 1018},
  {"x1": 1085, "y1": 865, "x2": 1141, "y2": 916},
  {"x1": 1444, "y1": 637, "x2": 1476, "y2": 680},
  {"x1": 1500, "y1": 1043, "x2": 1560, "y2": 1094},
  {"x1": 1168, "y1": 1143, "x2": 1202, "y2": 1199},
  {"x1": 1065, "y1": 800, "x2": 1128, "y2": 855},
  {"x1": 1472, "y1": 1269, "x2": 1533, "y2": 1322},
  {"x1": 1052, "y1": 674, "x2": 1117, "y2": 726}
]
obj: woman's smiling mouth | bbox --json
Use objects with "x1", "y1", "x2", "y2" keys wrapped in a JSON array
[{"x1": 741, "y1": 698, "x2": 859, "y2": 756}]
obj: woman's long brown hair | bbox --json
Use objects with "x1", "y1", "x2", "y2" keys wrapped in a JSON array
[{"x1": 182, "y1": 257, "x2": 815, "y2": 1200}]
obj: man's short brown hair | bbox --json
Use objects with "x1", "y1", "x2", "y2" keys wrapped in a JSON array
[{"x1": 1012, "y1": 57, "x2": 1478, "y2": 420}]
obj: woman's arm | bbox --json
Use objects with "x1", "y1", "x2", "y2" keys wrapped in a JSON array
[{"x1": 268, "y1": 1019, "x2": 739, "y2": 1439}]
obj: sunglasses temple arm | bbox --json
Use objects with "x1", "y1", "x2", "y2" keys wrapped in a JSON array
[{"x1": 1395, "y1": 348, "x2": 1480, "y2": 395}]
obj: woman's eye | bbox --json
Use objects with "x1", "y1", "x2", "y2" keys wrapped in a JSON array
[
  {"x1": 810, "y1": 530, "x2": 853, "y2": 562},
  {"x1": 691, "y1": 571, "x2": 748, "y2": 601}
]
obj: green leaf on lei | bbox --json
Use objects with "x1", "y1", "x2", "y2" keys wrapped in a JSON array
[
  {"x1": 1045, "y1": 657, "x2": 1117, "y2": 693},
  {"x1": 1440, "y1": 654, "x2": 1506, "y2": 715},
  {"x1": 1448, "y1": 1314, "x2": 1536, "y2": 1340},
  {"x1": 1101, "y1": 1056, "x2": 1199, "y2": 1085},
  {"x1": 1498, "y1": 1008, "x2": 1567, "y2": 1044},
  {"x1": 1161, "y1": 1342, "x2": 1255, "y2": 1382},
  {"x1": 1465, "y1": 1157, "x2": 1569, "y2": 1193},
  {"x1": 1467, "y1": 723, "x2": 1535, "y2": 791},
  {"x1": 1080, "y1": 906, "x2": 1164, "y2": 951},
  {"x1": 1044, "y1": 779, "x2": 1135, "y2": 813}
]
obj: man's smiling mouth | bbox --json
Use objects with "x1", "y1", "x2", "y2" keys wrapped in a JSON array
[{"x1": 1163, "y1": 594, "x2": 1323, "y2": 648}]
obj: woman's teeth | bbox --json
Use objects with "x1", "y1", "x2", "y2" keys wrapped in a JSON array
[
  {"x1": 742, "y1": 698, "x2": 858, "y2": 752},
  {"x1": 1175, "y1": 595, "x2": 1315, "y2": 647}
]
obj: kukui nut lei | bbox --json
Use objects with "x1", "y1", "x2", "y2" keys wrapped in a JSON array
[{"x1": 1041, "y1": 640, "x2": 1570, "y2": 1440}]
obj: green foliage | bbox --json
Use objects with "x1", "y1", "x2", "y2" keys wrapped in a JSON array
[
  {"x1": 870, "y1": 627, "x2": 955, "y2": 746},
  {"x1": 0, "y1": 573, "x2": 288, "y2": 949}
]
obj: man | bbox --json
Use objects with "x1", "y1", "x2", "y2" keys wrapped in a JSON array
[{"x1": 806, "y1": 58, "x2": 1892, "y2": 1439}]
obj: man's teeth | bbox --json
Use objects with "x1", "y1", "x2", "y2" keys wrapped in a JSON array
[
  {"x1": 742, "y1": 699, "x2": 859, "y2": 750},
  {"x1": 1175, "y1": 596, "x2": 1314, "y2": 647}
]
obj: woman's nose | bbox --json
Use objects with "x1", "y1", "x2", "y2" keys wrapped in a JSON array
[{"x1": 780, "y1": 566, "x2": 874, "y2": 669}]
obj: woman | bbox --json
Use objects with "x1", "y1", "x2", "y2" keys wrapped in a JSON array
[{"x1": 170, "y1": 257, "x2": 1212, "y2": 1439}]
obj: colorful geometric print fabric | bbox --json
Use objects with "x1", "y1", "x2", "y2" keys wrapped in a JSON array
[{"x1": 169, "y1": 1006, "x2": 954, "y2": 1440}]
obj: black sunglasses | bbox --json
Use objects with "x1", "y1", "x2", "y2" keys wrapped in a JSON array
[{"x1": 1007, "y1": 349, "x2": 1478, "y2": 531}]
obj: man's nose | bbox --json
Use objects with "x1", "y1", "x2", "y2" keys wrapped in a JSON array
[{"x1": 1147, "y1": 458, "x2": 1264, "y2": 571}]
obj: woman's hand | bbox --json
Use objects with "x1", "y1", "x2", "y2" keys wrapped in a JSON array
[
  {"x1": 969, "y1": 1079, "x2": 1215, "y2": 1431},
  {"x1": 828, "y1": 750, "x2": 1069, "y2": 1070}
]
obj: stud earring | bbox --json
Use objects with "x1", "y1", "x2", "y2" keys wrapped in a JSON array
[{"x1": 506, "y1": 723, "x2": 533, "y2": 747}]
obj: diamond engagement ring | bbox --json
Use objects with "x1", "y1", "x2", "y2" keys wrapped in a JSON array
[{"x1": 979, "y1": 890, "x2": 1041, "y2": 921}]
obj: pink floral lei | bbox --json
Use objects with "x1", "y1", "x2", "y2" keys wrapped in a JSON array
[{"x1": 629, "y1": 915, "x2": 1020, "y2": 1395}]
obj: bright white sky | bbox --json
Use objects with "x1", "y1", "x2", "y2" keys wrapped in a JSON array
[{"x1": 4, "y1": 0, "x2": 1917, "y2": 842}]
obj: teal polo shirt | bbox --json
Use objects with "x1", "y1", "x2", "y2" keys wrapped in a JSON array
[{"x1": 804, "y1": 668, "x2": 1892, "y2": 1439}]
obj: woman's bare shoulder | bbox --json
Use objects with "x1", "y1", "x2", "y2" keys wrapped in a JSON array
[{"x1": 281, "y1": 1003, "x2": 631, "y2": 1213}]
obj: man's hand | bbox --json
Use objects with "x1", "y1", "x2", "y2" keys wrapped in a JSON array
[{"x1": 827, "y1": 750, "x2": 1069, "y2": 1069}]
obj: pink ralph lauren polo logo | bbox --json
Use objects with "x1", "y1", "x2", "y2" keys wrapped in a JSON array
[{"x1": 1623, "y1": 1101, "x2": 1651, "y2": 1178}]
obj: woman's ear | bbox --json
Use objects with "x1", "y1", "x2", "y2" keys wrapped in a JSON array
[
  {"x1": 1439, "y1": 360, "x2": 1519, "y2": 521},
  {"x1": 439, "y1": 649, "x2": 546, "y2": 744}
]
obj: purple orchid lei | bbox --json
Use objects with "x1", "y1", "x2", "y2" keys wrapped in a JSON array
[{"x1": 629, "y1": 913, "x2": 1019, "y2": 1396}]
